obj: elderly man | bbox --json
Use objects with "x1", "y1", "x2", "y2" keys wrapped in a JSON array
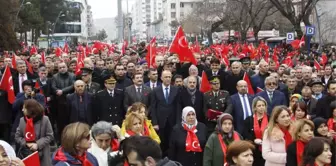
[
  {"x1": 13, "y1": 60, "x2": 35, "y2": 95},
  {"x1": 80, "y1": 67, "x2": 101, "y2": 94},
  {"x1": 183, "y1": 65, "x2": 201, "y2": 89},
  {"x1": 230, "y1": 80, "x2": 254, "y2": 134},
  {"x1": 179, "y1": 76, "x2": 205, "y2": 123},
  {"x1": 51, "y1": 62, "x2": 76, "y2": 142},
  {"x1": 251, "y1": 60, "x2": 270, "y2": 91},
  {"x1": 297, "y1": 66, "x2": 313, "y2": 91},
  {"x1": 256, "y1": 76, "x2": 287, "y2": 114},
  {"x1": 281, "y1": 75, "x2": 301, "y2": 104},
  {"x1": 66, "y1": 80, "x2": 94, "y2": 125},
  {"x1": 301, "y1": 85, "x2": 317, "y2": 119}
]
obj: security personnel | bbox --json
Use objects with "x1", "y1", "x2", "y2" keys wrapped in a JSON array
[
  {"x1": 81, "y1": 67, "x2": 101, "y2": 94},
  {"x1": 94, "y1": 74, "x2": 125, "y2": 126},
  {"x1": 204, "y1": 76, "x2": 233, "y2": 135},
  {"x1": 240, "y1": 56, "x2": 255, "y2": 77}
]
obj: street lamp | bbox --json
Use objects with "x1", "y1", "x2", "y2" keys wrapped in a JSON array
[{"x1": 13, "y1": 1, "x2": 32, "y2": 31}]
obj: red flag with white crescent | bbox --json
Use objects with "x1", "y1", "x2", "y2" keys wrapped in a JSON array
[
  {"x1": 0, "y1": 66, "x2": 15, "y2": 104},
  {"x1": 24, "y1": 117, "x2": 36, "y2": 142}
]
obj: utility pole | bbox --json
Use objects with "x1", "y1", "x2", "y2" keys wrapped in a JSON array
[{"x1": 117, "y1": 0, "x2": 123, "y2": 42}]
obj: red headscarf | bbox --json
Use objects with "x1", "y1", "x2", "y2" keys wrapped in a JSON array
[{"x1": 25, "y1": 116, "x2": 36, "y2": 142}]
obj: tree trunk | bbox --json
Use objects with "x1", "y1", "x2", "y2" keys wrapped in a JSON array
[
  {"x1": 24, "y1": 31, "x2": 27, "y2": 44},
  {"x1": 240, "y1": 30, "x2": 247, "y2": 42},
  {"x1": 294, "y1": 22, "x2": 303, "y2": 39},
  {"x1": 207, "y1": 30, "x2": 213, "y2": 45}
]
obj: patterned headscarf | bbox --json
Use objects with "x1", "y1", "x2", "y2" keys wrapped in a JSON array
[
  {"x1": 216, "y1": 113, "x2": 234, "y2": 138},
  {"x1": 182, "y1": 106, "x2": 198, "y2": 129}
]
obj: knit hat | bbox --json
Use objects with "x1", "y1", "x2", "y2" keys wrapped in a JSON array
[
  {"x1": 313, "y1": 117, "x2": 327, "y2": 137},
  {"x1": 216, "y1": 113, "x2": 233, "y2": 135}
]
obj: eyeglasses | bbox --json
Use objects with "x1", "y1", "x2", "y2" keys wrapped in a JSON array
[{"x1": 267, "y1": 82, "x2": 277, "y2": 86}]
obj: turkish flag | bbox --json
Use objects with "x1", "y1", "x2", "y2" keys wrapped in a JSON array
[
  {"x1": 40, "y1": 52, "x2": 46, "y2": 64},
  {"x1": 291, "y1": 36, "x2": 305, "y2": 49},
  {"x1": 283, "y1": 56, "x2": 293, "y2": 67},
  {"x1": 11, "y1": 54, "x2": 16, "y2": 69},
  {"x1": 145, "y1": 37, "x2": 157, "y2": 68},
  {"x1": 321, "y1": 53, "x2": 328, "y2": 65},
  {"x1": 23, "y1": 151, "x2": 40, "y2": 166},
  {"x1": 75, "y1": 52, "x2": 84, "y2": 76},
  {"x1": 63, "y1": 43, "x2": 69, "y2": 54},
  {"x1": 30, "y1": 45, "x2": 37, "y2": 55},
  {"x1": 192, "y1": 36, "x2": 201, "y2": 53},
  {"x1": 55, "y1": 47, "x2": 63, "y2": 57},
  {"x1": 200, "y1": 71, "x2": 211, "y2": 93},
  {"x1": 34, "y1": 81, "x2": 44, "y2": 95},
  {"x1": 243, "y1": 72, "x2": 254, "y2": 95},
  {"x1": 121, "y1": 40, "x2": 128, "y2": 55},
  {"x1": 25, "y1": 117, "x2": 36, "y2": 142},
  {"x1": 168, "y1": 26, "x2": 197, "y2": 65},
  {"x1": 314, "y1": 59, "x2": 321, "y2": 70},
  {"x1": 256, "y1": 87, "x2": 264, "y2": 93},
  {"x1": 24, "y1": 59, "x2": 33, "y2": 74},
  {"x1": 0, "y1": 66, "x2": 15, "y2": 104}
]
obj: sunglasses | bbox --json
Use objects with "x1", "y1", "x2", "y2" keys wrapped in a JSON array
[{"x1": 267, "y1": 82, "x2": 277, "y2": 86}]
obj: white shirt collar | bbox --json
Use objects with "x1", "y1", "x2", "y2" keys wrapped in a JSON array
[{"x1": 162, "y1": 84, "x2": 170, "y2": 90}]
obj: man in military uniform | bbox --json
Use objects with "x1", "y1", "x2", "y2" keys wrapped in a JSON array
[
  {"x1": 240, "y1": 56, "x2": 255, "y2": 77},
  {"x1": 204, "y1": 76, "x2": 232, "y2": 135},
  {"x1": 81, "y1": 67, "x2": 101, "y2": 94},
  {"x1": 94, "y1": 74, "x2": 125, "y2": 126}
]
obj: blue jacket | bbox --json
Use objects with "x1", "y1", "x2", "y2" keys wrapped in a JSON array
[
  {"x1": 255, "y1": 90, "x2": 287, "y2": 115},
  {"x1": 52, "y1": 147, "x2": 99, "y2": 166},
  {"x1": 230, "y1": 93, "x2": 254, "y2": 134}
]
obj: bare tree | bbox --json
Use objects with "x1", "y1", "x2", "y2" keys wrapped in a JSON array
[
  {"x1": 270, "y1": 0, "x2": 319, "y2": 38},
  {"x1": 319, "y1": 12, "x2": 336, "y2": 44}
]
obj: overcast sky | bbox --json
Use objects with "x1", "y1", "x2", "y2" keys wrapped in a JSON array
[{"x1": 88, "y1": 0, "x2": 135, "y2": 19}]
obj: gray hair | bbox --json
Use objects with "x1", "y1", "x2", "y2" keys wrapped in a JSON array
[
  {"x1": 74, "y1": 80, "x2": 85, "y2": 86},
  {"x1": 264, "y1": 76, "x2": 277, "y2": 85},
  {"x1": 232, "y1": 61, "x2": 242, "y2": 66},
  {"x1": 16, "y1": 60, "x2": 26, "y2": 67},
  {"x1": 91, "y1": 121, "x2": 113, "y2": 138},
  {"x1": 186, "y1": 75, "x2": 197, "y2": 82},
  {"x1": 252, "y1": 96, "x2": 268, "y2": 113},
  {"x1": 189, "y1": 65, "x2": 198, "y2": 73}
]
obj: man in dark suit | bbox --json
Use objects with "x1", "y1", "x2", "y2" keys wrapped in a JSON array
[
  {"x1": 12, "y1": 60, "x2": 35, "y2": 95},
  {"x1": 114, "y1": 63, "x2": 133, "y2": 91},
  {"x1": 301, "y1": 85, "x2": 317, "y2": 119},
  {"x1": 66, "y1": 80, "x2": 94, "y2": 125},
  {"x1": 179, "y1": 76, "x2": 205, "y2": 123},
  {"x1": 124, "y1": 73, "x2": 151, "y2": 110},
  {"x1": 95, "y1": 75, "x2": 125, "y2": 127},
  {"x1": 150, "y1": 70, "x2": 180, "y2": 154},
  {"x1": 281, "y1": 75, "x2": 301, "y2": 104},
  {"x1": 205, "y1": 58, "x2": 227, "y2": 90},
  {"x1": 144, "y1": 68, "x2": 162, "y2": 90},
  {"x1": 251, "y1": 60, "x2": 270, "y2": 91},
  {"x1": 315, "y1": 80, "x2": 336, "y2": 119},
  {"x1": 321, "y1": 64, "x2": 334, "y2": 88},
  {"x1": 80, "y1": 67, "x2": 101, "y2": 94},
  {"x1": 230, "y1": 80, "x2": 254, "y2": 134},
  {"x1": 256, "y1": 76, "x2": 287, "y2": 115}
]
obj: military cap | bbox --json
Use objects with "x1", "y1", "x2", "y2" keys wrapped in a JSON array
[
  {"x1": 103, "y1": 74, "x2": 117, "y2": 84},
  {"x1": 80, "y1": 67, "x2": 93, "y2": 76},
  {"x1": 310, "y1": 79, "x2": 324, "y2": 87},
  {"x1": 209, "y1": 76, "x2": 220, "y2": 83},
  {"x1": 229, "y1": 57, "x2": 240, "y2": 65},
  {"x1": 240, "y1": 56, "x2": 251, "y2": 64}
]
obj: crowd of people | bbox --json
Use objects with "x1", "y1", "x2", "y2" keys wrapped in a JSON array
[{"x1": 0, "y1": 42, "x2": 335, "y2": 166}]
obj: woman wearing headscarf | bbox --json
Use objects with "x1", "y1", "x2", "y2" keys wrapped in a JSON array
[
  {"x1": 203, "y1": 113, "x2": 242, "y2": 166},
  {"x1": 15, "y1": 99, "x2": 54, "y2": 166},
  {"x1": 168, "y1": 106, "x2": 207, "y2": 166},
  {"x1": 0, "y1": 140, "x2": 25, "y2": 166},
  {"x1": 242, "y1": 96, "x2": 268, "y2": 166},
  {"x1": 88, "y1": 121, "x2": 121, "y2": 166}
]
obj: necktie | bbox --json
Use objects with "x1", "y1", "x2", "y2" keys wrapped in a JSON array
[
  {"x1": 269, "y1": 92, "x2": 273, "y2": 103},
  {"x1": 137, "y1": 88, "x2": 141, "y2": 93},
  {"x1": 242, "y1": 94, "x2": 249, "y2": 120},
  {"x1": 152, "y1": 84, "x2": 155, "y2": 90},
  {"x1": 79, "y1": 96, "x2": 83, "y2": 103},
  {"x1": 109, "y1": 92, "x2": 113, "y2": 97},
  {"x1": 165, "y1": 87, "x2": 169, "y2": 103},
  {"x1": 213, "y1": 72, "x2": 216, "y2": 76}
]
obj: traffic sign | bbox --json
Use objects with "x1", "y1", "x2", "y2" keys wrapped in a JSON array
[
  {"x1": 286, "y1": 32, "x2": 294, "y2": 43},
  {"x1": 306, "y1": 26, "x2": 315, "y2": 36}
]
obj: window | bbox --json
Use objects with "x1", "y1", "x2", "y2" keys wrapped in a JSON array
[
  {"x1": 55, "y1": 24, "x2": 82, "y2": 33},
  {"x1": 180, "y1": 12, "x2": 184, "y2": 17},
  {"x1": 171, "y1": 12, "x2": 176, "y2": 18},
  {"x1": 180, "y1": 2, "x2": 184, "y2": 8},
  {"x1": 171, "y1": 3, "x2": 176, "y2": 9}
]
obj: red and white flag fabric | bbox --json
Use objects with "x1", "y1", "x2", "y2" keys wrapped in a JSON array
[
  {"x1": 0, "y1": 66, "x2": 15, "y2": 104},
  {"x1": 24, "y1": 59, "x2": 33, "y2": 74},
  {"x1": 75, "y1": 52, "x2": 85, "y2": 76},
  {"x1": 63, "y1": 43, "x2": 69, "y2": 54},
  {"x1": 168, "y1": 26, "x2": 197, "y2": 65},
  {"x1": 11, "y1": 54, "x2": 17, "y2": 69},
  {"x1": 120, "y1": 40, "x2": 128, "y2": 55},
  {"x1": 55, "y1": 47, "x2": 63, "y2": 57},
  {"x1": 40, "y1": 51, "x2": 46, "y2": 64},
  {"x1": 145, "y1": 37, "x2": 157, "y2": 68},
  {"x1": 243, "y1": 72, "x2": 254, "y2": 95},
  {"x1": 314, "y1": 59, "x2": 321, "y2": 70},
  {"x1": 23, "y1": 151, "x2": 40, "y2": 166},
  {"x1": 290, "y1": 36, "x2": 305, "y2": 49},
  {"x1": 256, "y1": 87, "x2": 264, "y2": 93},
  {"x1": 30, "y1": 45, "x2": 37, "y2": 55},
  {"x1": 200, "y1": 71, "x2": 211, "y2": 93}
]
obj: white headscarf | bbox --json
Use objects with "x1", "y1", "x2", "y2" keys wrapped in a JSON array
[
  {"x1": 182, "y1": 106, "x2": 198, "y2": 129},
  {"x1": 0, "y1": 140, "x2": 16, "y2": 160}
]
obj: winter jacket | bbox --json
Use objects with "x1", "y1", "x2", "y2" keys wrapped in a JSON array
[
  {"x1": 52, "y1": 147, "x2": 99, "y2": 166},
  {"x1": 120, "y1": 119, "x2": 161, "y2": 144},
  {"x1": 262, "y1": 127, "x2": 288, "y2": 166}
]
